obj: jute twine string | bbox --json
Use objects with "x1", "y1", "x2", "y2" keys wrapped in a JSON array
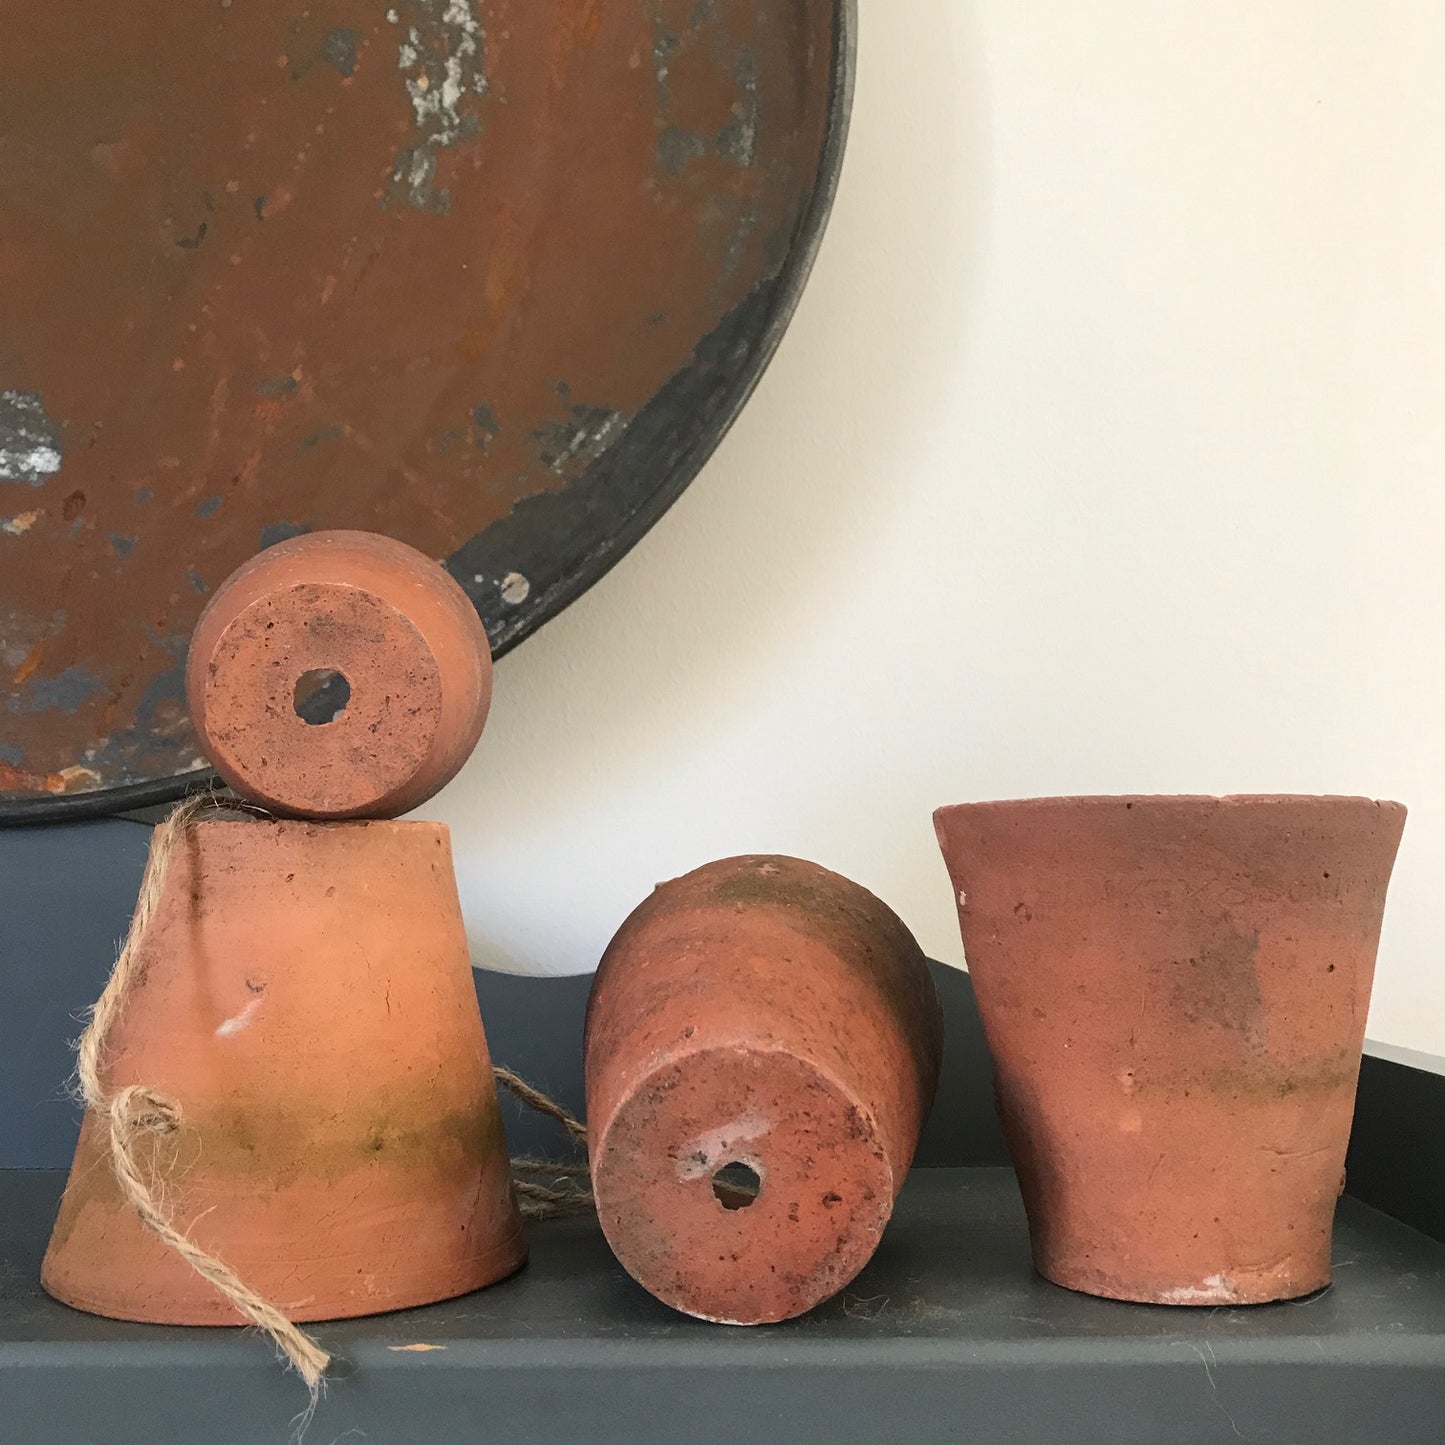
[
  {"x1": 493, "y1": 1068, "x2": 594, "y2": 1219},
  {"x1": 73, "y1": 793, "x2": 333, "y2": 1415},
  {"x1": 72, "y1": 793, "x2": 598, "y2": 1423}
]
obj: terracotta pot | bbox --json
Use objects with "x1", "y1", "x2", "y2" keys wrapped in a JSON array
[
  {"x1": 934, "y1": 795, "x2": 1406, "y2": 1306},
  {"x1": 187, "y1": 530, "x2": 492, "y2": 819},
  {"x1": 43, "y1": 818, "x2": 525, "y2": 1323},
  {"x1": 585, "y1": 855, "x2": 942, "y2": 1324}
]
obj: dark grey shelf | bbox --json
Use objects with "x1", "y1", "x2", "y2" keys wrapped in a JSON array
[
  {"x1": 3, "y1": 1166, "x2": 1442, "y2": 1445},
  {"x1": 4, "y1": 821, "x2": 1442, "y2": 1443}
]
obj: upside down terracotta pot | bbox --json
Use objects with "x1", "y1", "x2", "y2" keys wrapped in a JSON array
[
  {"x1": 186, "y1": 530, "x2": 493, "y2": 820},
  {"x1": 585, "y1": 855, "x2": 943, "y2": 1325},
  {"x1": 934, "y1": 795, "x2": 1406, "y2": 1306},
  {"x1": 43, "y1": 818, "x2": 525, "y2": 1323}
]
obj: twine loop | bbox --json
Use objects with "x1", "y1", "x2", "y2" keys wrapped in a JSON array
[
  {"x1": 109, "y1": 1084, "x2": 183, "y2": 1138},
  {"x1": 73, "y1": 793, "x2": 332, "y2": 1419}
]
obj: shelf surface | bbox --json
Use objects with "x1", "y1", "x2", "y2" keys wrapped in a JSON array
[{"x1": 3, "y1": 1167, "x2": 1443, "y2": 1444}]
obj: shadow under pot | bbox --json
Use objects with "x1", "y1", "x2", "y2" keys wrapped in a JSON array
[
  {"x1": 934, "y1": 794, "x2": 1406, "y2": 1307},
  {"x1": 584, "y1": 855, "x2": 943, "y2": 1324}
]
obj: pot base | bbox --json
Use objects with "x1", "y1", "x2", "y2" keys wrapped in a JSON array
[
  {"x1": 592, "y1": 1045, "x2": 895, "y2": 1326},
  {"x1": 1036, "y1": 1256, "x2": 1330, "y2": 1307},
  {"x1": 42, "y1": 1226, "x2": 526, "y2": 1326}
]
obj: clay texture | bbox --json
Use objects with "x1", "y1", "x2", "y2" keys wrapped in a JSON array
[
  {"x1": 585, "y1": 855, "x2": 942, "y2": 1325},
  {"x1": 42, "y1": 818, "x2": 525, "y2": 1323},
  {"x1": 186, "y1": 530, "x2": 491, "y2": 818},
  {"x1": 934, "y1": 795, "x2": 1406, "y2": 1306}
]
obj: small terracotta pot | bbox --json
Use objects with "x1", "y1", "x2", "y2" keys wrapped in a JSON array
[
  {"x1": 585, "y1": 855, "x2": 942, "y2": 1324},
  {"x1": 43, "y1": 818, "x2": 525, "y2": 1323},
  {"x1": 187, "y1": 530, "x2": 492, "y2": 819},
  {"x1": 934, "y1": 795, "x2": 1406, "y2": 1306}
]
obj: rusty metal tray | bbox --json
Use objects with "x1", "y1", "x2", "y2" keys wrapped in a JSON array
[{"x1": 0, "y1": 0, "x2": 851, "y2": 821}]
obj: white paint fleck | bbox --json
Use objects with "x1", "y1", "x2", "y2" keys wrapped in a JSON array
[
  {"x1": 389, "y1": 0, "x2": 488, "y2": 209},
  {"x1": 0, "y1": 390, "x2": 62, "y2": 485},
  {"x1": 1157, "y1": 1274, "x2": 1242, "y2": 1305},
  {"x1": 215, "y1": 996, "x2": 262, "y2": 1038},
  {"x1": 676, "y1": 1111, "x2": 772, "y2": 1180},
  {"x1": 398, "y1": 4, "x2": 485, "y2": 140},
  {"x1": 957, "y1": 889, "x2": 967, "y2": 906},
  {"x1": 386, "y1": 7, "x2": 398, "y2": 21},
  {"x1": 51, "y1": 765, "x2": 100, "y2": 791},
  {"x1": 499, "y1": 571, "x2": 530, "y2": 605}
]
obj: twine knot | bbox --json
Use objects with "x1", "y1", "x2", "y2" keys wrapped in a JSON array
[{"x1": 110, "y1": 1085, "x2": 183, "y2": 1138}]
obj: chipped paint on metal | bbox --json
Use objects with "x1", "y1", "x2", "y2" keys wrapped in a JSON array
[
  {"x1": 8, "y1": 665, "x2": 105, "y2": 716},
  {"x1": 0, "y1": 391, "x2": 62, "y2": 485},
  {"x1": 389, "y1": 0, "x2": 489, "y2": 211},
  {"x1": 498, "y1": 571, "x2": 529, "y2": 605},
  {"x1": 650, "y1": 7, "x2": 760, "y2": 179},
  {"x1": 529, "y1": 404, "x2": 626, "y2": 482},
  {"x1": 2, "y1": 510, "x2": 41, "y2": 536},
  {"x1": 258, "y1": 520, "x2": 311, "y2": 548},
  {"x1": 651, "y1": 25, "x2": 680, "y2": 113},
  {"x1": 471, "y1": 403, "x2": 497, "y2": 452},
  {"x1": 716, "y1": 51, "x2": 759, "y2": 167},
  {"x1": 658, "y1": 126, "x2": 707, "y2": 176},
  {"x1": 299, "y1": 423, "x2": 344, "y2": 449},
  {"x1": 321, "y1": 27, "x2": 361, "y2": 77}
]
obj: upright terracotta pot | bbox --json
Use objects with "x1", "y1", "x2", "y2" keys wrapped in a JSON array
[
  {"x1": 43, "y1": 818, "x2": 526, "y2": 1323},
  {"x1": 585, "y1": 855, "x2": 943, "y2": 1325},
  {"x1": 934, "y1": 795, "x2": 1406, "y2": 1306}
]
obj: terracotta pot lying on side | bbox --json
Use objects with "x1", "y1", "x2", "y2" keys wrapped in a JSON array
[
  {"x1": 43, "y1": 819, "x2": 525, "y2": 1323},
  {"x1": 585, "y1": 855, "x2": 943, "y2": 1325},
  {"x1": 934, "y1": 794, "x2": 1406, "y2": 1306}
]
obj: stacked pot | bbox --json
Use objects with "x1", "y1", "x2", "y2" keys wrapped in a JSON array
[{"x1": 44, "y1": 532, "x2": 526, "y2": 1325}]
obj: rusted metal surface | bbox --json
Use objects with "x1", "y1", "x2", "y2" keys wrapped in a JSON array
[{"x1": 0, "y1": 0, "x2": 848, "y2": 819}]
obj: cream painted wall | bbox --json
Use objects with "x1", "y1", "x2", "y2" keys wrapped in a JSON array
[{"x1": 428, "y1": 3, "x2": 1445, "y2": 1058}]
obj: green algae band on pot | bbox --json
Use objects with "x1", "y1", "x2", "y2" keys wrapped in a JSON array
[
  {"x1": 43, "y1": 819, "x2": 525, "y2": 1324},
  {"x1": 584, "y1": 856, "x2": 943, "y2": 1325},
  {"x1": 933, "y1": 795, "x2": 1406, "y2": 1307}
]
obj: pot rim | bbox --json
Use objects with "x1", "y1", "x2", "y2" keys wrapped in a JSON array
[{"x1": 934, "y1": 794, "x2": 1405, "y2": 816}]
